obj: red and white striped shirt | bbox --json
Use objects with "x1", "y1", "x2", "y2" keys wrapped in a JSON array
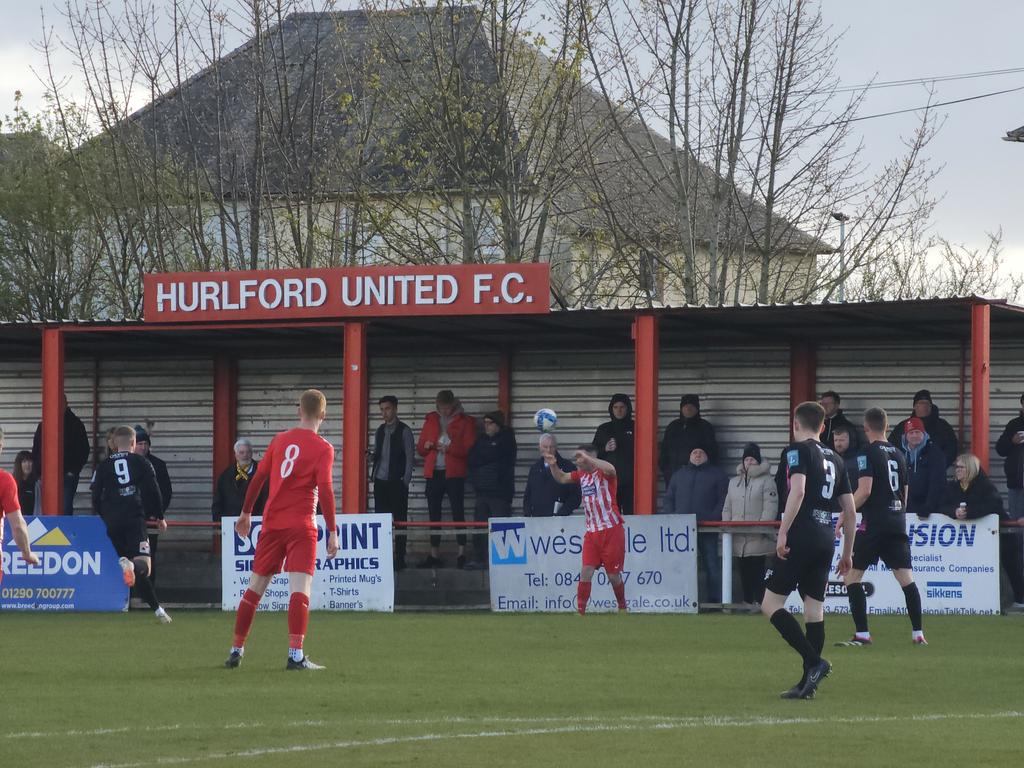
[{"x1": 571, "y1": 468, "x2": 623, "y2": 533}]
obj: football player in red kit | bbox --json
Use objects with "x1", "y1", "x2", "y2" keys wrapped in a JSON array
[{"x1": 225, "y1": 390, "x2": 339, "y2": 670}]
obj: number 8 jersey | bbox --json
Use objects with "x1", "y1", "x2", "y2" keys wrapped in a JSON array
[
  {"x1": 856, "y1": 441, "x2": 909, "y2": 535},
  {"x1": 784, "y1": 439, "x2": 852, "y2": 549},
  {"x1": 246, "y1": 428, "x2": 336, "y2": 533}
]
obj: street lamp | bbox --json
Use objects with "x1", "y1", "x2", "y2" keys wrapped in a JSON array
[{"x1": 831, "y1": 211, "x2": 849, "y2": 301}]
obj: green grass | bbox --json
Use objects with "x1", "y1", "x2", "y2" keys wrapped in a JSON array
[{"x1": 1, "y1": 611, "x2": 1022, "y2": 767}]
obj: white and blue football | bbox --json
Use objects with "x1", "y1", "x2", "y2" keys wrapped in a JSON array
[{"x1": 534, "y1": 408, "x2": 558, "y2": 433}]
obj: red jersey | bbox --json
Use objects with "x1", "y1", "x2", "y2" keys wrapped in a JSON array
[
  {"x1": 242, "y1": 428, "x2": 337, "y2": 533},
  {"x1": 570, "y1": 468, "x2": 623, "y2": 533},
  {"x1": 0, "y1": 470, "x2": 20, "y2": 556}
]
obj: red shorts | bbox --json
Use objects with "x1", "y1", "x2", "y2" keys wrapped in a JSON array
[
  {"x1": 582, "y1": 524, "x2": 625, "y2": 574},
  {"x1": 252, "y1": 526, "x2": 317, "y2": 577}
]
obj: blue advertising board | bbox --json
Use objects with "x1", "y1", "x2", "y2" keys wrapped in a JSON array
[{"x1": 1, "y1": 516, "x2": 129, "y2": 611}]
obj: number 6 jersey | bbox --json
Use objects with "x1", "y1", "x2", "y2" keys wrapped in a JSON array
[
  {"x1": 784, "y1": 439, "x2": 852, "y2": 549},
  {"x1": 856, "y1": 441, "x2": 909, "y2": 535},
  {"x1": 242, "y1": 428, "x2": 337, "y2": 533}
]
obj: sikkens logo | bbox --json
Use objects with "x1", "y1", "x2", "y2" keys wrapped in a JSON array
[
  {"x1": 2, "y1": 518, "x2": 102, "y2": 576},
  {"x1": 491, "y1": 521, "x2": 528, "y2": 565}
]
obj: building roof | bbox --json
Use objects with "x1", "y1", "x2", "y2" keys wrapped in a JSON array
[{"x1": 1003, "y1": 125, "x2": 1024, "y2": 142}]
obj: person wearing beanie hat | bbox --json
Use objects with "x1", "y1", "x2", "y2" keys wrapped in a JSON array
[
  {"x1": 888, "y1": 390, "x2": 958, "y2": 467},
  {"x1": 901, "y1": 416, "x2": 946, "y2": 520},
  {"x1": 465, "y1": 409, "x2": 517, "y2": 569},
  {"x1": 593, "y1": 394, "x2": 635, "y2": 513},
  {"x1": 659, "y1": 394, "x2": 719, "y2": 484},
  {"x1": 996, "y1": 393, "x2": 1024, "y2": 552},
  {"x1": 133, "y1": 424, "x2": 172, "y2": 584},
  {"x1": 722, "y1": 442, "x2": 777, "y2": 610}
]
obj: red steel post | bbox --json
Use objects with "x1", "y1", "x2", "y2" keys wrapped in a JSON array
[
  {"x1": 789, "y1": 342, "x2": 817, "y2": 435},
  {"x1": 212, "y1": 354, "x2": 238, "y2": 485},
  {"x1": 633, "y1": 315, "x2": 659, "y2": 515},
  {"x1": 41, "y1": 328, "x2": 66, "y2": 516},
  {"x1": 970, "y1": 303, "x2": 991, "y2": 470},
  {"x1": 342, "y1": 321, "x2": 369, "y2": 514}
]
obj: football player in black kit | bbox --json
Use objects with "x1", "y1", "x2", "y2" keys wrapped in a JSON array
[
  {"x1": 836, "y1": 407, "x2": 926, "y2": 647},
  {"x1": 762, "y1": 402, "x2": 856, "y2": 699},
  {"x1": 92, "y1": 425, "x2": 171, "y2": 623}
]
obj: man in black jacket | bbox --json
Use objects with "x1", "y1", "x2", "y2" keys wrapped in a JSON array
[
  {"x1": 371, "y1": 396, "x2": 415, "y2": 570},
  {"x1": 212, "y1": 437, "x2": 267, "y2": 521},
  {"x1": 593, "y1": 394, "x2": 634, "y2": 514},
  {"x1": 995, "y1": 393, "x2": 1024, "y2": 524},
  {"x1": 522, "y1": 434, "x2": 580, "y2": 517},
  {"x1": 32, "y1": 394, "x2": 91, "y2": 515},
  {"x1": 820, "y1": 391, "x2": 863, "y2": 452},
  {"x1": 659, "y1": 394, "x2": 718, "y2": 485},
  {"x1": 466, "y1": 410, "x2": 517, "y2": 569},
  {"x1": 888, "y1": 390, "x2": 958, "y2": 467},
  {"x1": 134, "y1": 426, "x2": 171, "y2": 584}
]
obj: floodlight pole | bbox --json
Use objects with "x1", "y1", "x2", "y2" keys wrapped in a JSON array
[{"x1": 831, "y1": 211, "x2": 849, "y2": 302}]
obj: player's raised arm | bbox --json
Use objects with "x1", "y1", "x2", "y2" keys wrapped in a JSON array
[
  {"x1": 587, "y1": 454, "x2": 617, "y2": 478},
  {"x1": 545, "y1": 448, "x2": 574, "y2": 484}
]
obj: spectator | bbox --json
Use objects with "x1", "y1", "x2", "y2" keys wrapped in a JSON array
[
  {"x1": 662, "y1": 447, "x2": 729, "y2": 604},
  {"x1": 134, "y1": 425, "x2": 171, "y2": 584},
  {"x1": 900, "y1": 416, "x2": 947, "y2": 519},
  {"x1": 721, "y1": 443, "x2": 777, "y2": 611},
  {"x1": 371, "y1": 395, "x2": 415, "y2": 571},
  {"x1": 12, "y1": 451, "x2": 39, "y2": 517},
  {"x1": 31, "y1": 393, "x2": 90, "y2": 515},
  {"x1": 212, "y1": 438, "x2": 267, "y2": 522},
  {"x1": 995, "y1": 392, "x2": 1024, "y2": 528},
  {"x1": 889, "y1": 389, "x2": 958, "y2": 467},
  {"x1": 416, "y1": 389, "x2": 476, "y2": 569},
  {"x1": 659, "y1": 394, "x2": 719, "y2": 484},
  {"x1": 832, "y1": 425, "x2": 860, "y2": 491},
  {"x1": 465, "y1": 410, "x2": 517, "y2": 569},
  {"x1": 522, "y1": 434, "x2": 581, "y2": 517},
  {"x1": 593, "y1": 394, "x2": 635, "y2": 514},
  {"x1": 820, "y1": 390, "x2": 862, "y2": 452},
  {"x1": 942, "y1": 453, "x2": 1024, "y2": 609}
]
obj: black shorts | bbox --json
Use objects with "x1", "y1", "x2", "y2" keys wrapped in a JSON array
[
  {"x1": 105, "y1": 517, "x2": 151, "y2": 560},
  {"x1": 853, "y1": 531, "x2": 912, "y2": 571},
  {"x1": 764, "y1": 543, "x2": 833, "y2": 602}
]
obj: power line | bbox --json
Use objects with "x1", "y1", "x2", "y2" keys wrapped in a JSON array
[
  {"x1": 833, "y1": 65, "x2": 1024, "y2": 95},
  {"x1": 829, "y1": 83, "x2": 1024, "y2": 127}
]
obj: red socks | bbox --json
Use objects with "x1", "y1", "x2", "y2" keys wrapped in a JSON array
[
  {"x1": 233, "y1": 589, "x2": 261, "y2": 648},
  {"x1": 612, "y1": 581, "x2": 627, "y2": 610},
  {"x1": 577, "y1": 581, "x2": 592, "y2": 615},
  {"x1": 288, "y1": 592, "x2": 310, "y2": 650}
]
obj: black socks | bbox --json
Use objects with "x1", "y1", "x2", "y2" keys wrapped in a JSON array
[
  {"x1": 847, "y1": 582, "x2": 869, "y2": 633},
  {"x1": 771, "y1": 609, "x2": 820, "y2": 668},
  {"x1": 902, "y1": 582, "x2": 923, "y2": 632}
]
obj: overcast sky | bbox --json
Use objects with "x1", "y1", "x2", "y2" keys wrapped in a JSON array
[{"x1": 2, "y1": 1, "x2": 1023, "y2": 267}]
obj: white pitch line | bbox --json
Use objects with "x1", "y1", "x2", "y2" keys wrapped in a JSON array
[{"x1": 79, "y1": 711, "x2": 1024, "y2": 768}]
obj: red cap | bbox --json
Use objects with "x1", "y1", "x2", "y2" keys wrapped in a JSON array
[{"x1": 904, "y1": 417, "x2": 925, "y2": 434}]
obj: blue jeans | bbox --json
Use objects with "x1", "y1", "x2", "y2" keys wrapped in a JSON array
[
  {"x1": 698, "y1": 532, "x2": 722, "y2": 603},
  {"x1": 64, "y1": 472, "x2": 79, "y2": 515}
]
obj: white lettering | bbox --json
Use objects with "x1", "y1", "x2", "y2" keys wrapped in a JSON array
[
  {"x1": 394, "y1": 275, "x2": 414, "y2": 304},
  {"x1": 282, "y1": 278, "x2": 303, "y2": 308},
  {"x1": 436, "y1": 274, "x2": 457, "y2": 304},
  {"x1": 179, "y1": 283, "x2": 200, "y2": 312},
  {"x1": 414, "y1": 275, "x2": 433, "y2": 304},
  {"x1": 200, "y1": 280, "x2": 219, "y2": 311},
  {"x1": 501, "y1": 272, "x2": 526, "y2": 304},
  {"x1": 341, "y1": 276, "x2": 362, "y2": 307},
  {"x1": 258, "y1": 280, "x2": 282, "y2": 310},
  {"x1": 365, "y1": 276, "x2": 386, "y2": 305},
  {"x1": 222, "y1": 280, "x2": 240, "y2": 310},
  {"x1": 156, "y1": 282, "x2": 177, "y2": 312},
  {"x1": 474, "y1": 273, "x2": 493, "y2": 303},
  {"x1": 239, "y1": 280, "x2": 258, "y2": 310},
  {"x1": 306, "y1": 277, "x2": 327, "y2": 308}
]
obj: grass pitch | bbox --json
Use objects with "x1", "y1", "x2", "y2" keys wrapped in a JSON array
[{"x1": 1, "y1": 611, "x2": 1021, "y2": 767}]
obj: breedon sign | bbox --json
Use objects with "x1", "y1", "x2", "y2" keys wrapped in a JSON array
[{"x1": 144, "y1": 264, "x2": 550, "y2": 322}]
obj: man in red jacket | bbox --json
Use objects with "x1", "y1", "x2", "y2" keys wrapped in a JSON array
[{"x1": 416, "y1": 389, "x2": 476, "y2": 568}]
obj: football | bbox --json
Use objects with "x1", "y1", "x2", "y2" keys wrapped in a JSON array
[{"x1": 534, "y1": 408, "x2": 558, "y2": 432}]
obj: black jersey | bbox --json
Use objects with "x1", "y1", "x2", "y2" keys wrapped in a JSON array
[
  {"x1": 783, "y1": 439, "x2": 852, "y2": 548},
  {"x1": 91, "y1": 452, "x2": 163, "y2": 523},
  {"x1": 856, "y1": 440, "x2": 908, "y2": 535}
]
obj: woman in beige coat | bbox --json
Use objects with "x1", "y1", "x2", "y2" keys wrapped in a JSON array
[{"x1": 721, "y1": 443, "x2": 778, "y2": 610}]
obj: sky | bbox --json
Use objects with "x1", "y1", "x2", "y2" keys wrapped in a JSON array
[{"x1": 2, "y1": 1, "x2": 1023, "y2": 268}]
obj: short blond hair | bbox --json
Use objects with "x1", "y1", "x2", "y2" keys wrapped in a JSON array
[
  {"x1": 956, "y1": 453, "x2": 981, "y2": 486},
  {"x1": 112, "y1": 425, "x2": 136, "y2": 450},
  {"x1": 300, "y1": 389, "x2": 327, "y2": 419}
]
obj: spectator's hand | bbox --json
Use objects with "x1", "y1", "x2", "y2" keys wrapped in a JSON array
[
  {"x1": 158, "y1": 519, "x2": 168, "y2": 533},
  {"x1": 955, "y1": 506, "x2": 968, "y2": 520},
  {"x1": 326, "y1": 530, "x2": 339, "y2": 559},
  {"x1": 776, "y1": 531, "x2": 790, "y2": 560},
  {"x1": 22, "y1": 549, "x2": 40, "y2": 567},
  {"x1": 605, "y1": 438, "x2": 617, "y2": 452},
  {"x1": 235, "y1": 513, "x2": 252, "y2": 538},
  {"x1": 423, "y1": 441, "x2": 435, "y2": 451},
  {"x1": 1013, "y1": 431, "x2": 1024, "y2": 446},
  {"x1": 836, "y1": 554, "x2": 852, "y2": 577}
]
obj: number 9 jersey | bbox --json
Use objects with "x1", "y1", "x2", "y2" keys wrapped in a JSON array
[
  {"x1": 244, "y1": 428, "x2": 337, "y2": 534},
  {"x1": 784, "y1": 439, "x2": 853, "y2": 550}
]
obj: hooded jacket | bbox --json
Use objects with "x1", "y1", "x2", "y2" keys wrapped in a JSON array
[
  {"x1": 593, "y1": 395, "x2": 635, "y2": 487},
  {"x1": 467, "y1": 426, "x2": 518, "y2": 500},
  {"x1": 995, "y1": 410, "x2": 1024, "y2": 490},
  {"x1": 659, "y1": 411, "x2": 718, "y2": 482},
  {"x1": 889, "y1": 404, "x2": 958, "y2": 467},
  {"x1": 721, "y1": 458, "x2": 777, "y2": 556},
  {"x1": 32, "y1": 406, "x2": 91, "y2": 478},
  {"x1": 940, "y1": 470, "x2": 1006, "y2": 520},
  {"x1": 661, "y1": 461, "x2": 729, "y2": 520},
  {"x1": 822, "y1": 409, "x2": 863, "y2": 453},
  {"x1": 901, "y1": 433, "x2": 948, "y2": 518},
  {"x1": 417, "y1": 403, "x2": 476, "y2": 479}
]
